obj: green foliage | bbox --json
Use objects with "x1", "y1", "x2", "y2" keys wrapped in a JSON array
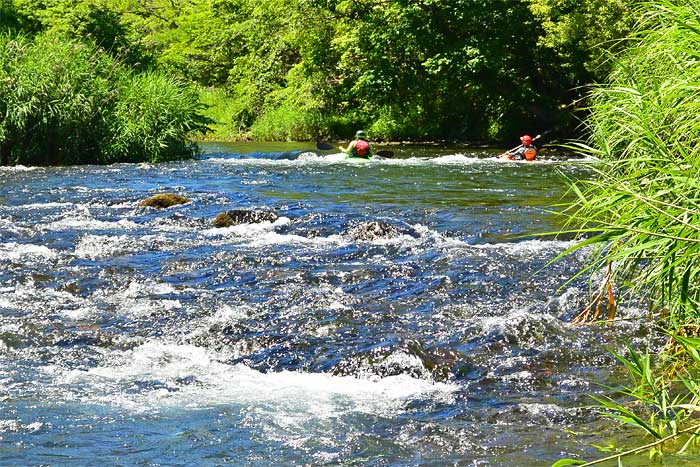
[
  {"x1": 250, "y1": 103, "x2": 323, "y2": 141},
  {"x1": 0, "y1": 33, "x2": 209, "y2": 166},
  {"x1": 528, "y1": 0, "x2": 639, "y2": 78},
  {"x1": 9, "y1": 0, "x2": 151, "y2": 66},
  {"x1": 563, "y1": 0, "x2": 700, "y2": 327},
  {"x1": 556, "y1": 335, "x2": 700, "y2": 466},
  {"x1": 1, "y1": 0, "x2": 644, "y2": 143},
  {"x1": 106, "y1": 72, "x2": 208, "y2": 163},
  {"x1": 197, "y1": 86, "x2": 244, "y2": 141},
  {"x1": 555, "y1": 0, "x2": 700, "y2": 463},
  {"x1": 0, "y1": 0, "x2": 26, "y2": 32},
  {"x1": 4, "y1": 0, "x2": 633, "y2": 142}
]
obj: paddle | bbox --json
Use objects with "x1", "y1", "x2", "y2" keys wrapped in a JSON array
[{"x1": 315, "y1": 141, "x2": 394, "y2": 158}]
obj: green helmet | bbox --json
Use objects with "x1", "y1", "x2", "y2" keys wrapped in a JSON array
[{"x1": 355, "y1": 130, "x2": 366, "y2": 140}]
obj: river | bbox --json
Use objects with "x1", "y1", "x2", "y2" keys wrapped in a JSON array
[{"x1": 0, "y1": 143, "x2": 675, "y2": 466}]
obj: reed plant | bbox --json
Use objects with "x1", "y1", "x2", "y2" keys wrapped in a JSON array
[
  {"x1": 0, "y1": 32, "x2": 209, "y2": 166},
  {"x1": 566, "y1": 0, "x2": 700, "y2": 331},
  {"x1": 555, "y1": 0, "x2": 700, "y2": 464},
  {"x1": 105, "y1": 72, "x2": 207, "y2": 163}
]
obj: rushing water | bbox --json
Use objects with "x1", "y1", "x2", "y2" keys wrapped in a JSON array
[{"x1": 0, "y1": 143, "x2": 676, "y2": 466}]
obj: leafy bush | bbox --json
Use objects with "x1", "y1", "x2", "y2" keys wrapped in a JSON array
[
  {"x1": 249, "y1": 103, "x2": 323, "y2": 142},
  {"x1": 0, "y1": 32, "x2": 209, "y2": 166}
]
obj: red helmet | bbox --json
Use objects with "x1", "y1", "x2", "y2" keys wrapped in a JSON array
[{"x1": 520, "y1": 135, "x2": 532, "y2": 145}]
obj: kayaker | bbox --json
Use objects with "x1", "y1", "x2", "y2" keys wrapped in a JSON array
[
  {"x1": 501, "y1": 135, "x2": 537, "y2": 161},
  {"x1": 340, "y1": 130, "x2": 372, "y2": 159}
]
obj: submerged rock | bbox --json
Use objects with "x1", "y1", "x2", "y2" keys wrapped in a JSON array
[
  {"x1": 213, "y1": 209, "x2": 279, "y2": 228},
  {"x1": 333, "y1": 340, "x2": 464, "y2": 381},
  {"x1": 140, "y1": 193, "x2": 191, "y2": 208},
  {"x1": 345, "y1": 220, "x2": 402, "y2": 241}
]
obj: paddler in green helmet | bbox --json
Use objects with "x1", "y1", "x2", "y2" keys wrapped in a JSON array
[{"x1": 340, "y1": 130, "x2": 372, "y2": 159}]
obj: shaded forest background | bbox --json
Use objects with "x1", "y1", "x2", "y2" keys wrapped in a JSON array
[{"x1": 1, "y1": 0, "x2": 639, "y2": 142}]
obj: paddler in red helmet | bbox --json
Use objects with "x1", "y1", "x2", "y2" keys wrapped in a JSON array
[{"x1": 501, "y1": 134, "x2": 538, "y2": 161}]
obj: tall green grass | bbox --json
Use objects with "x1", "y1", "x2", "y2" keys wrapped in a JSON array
[
  {"x1": 567, "y1": 0, "x2": 700, "y2": 328},
  {"x1": 557, "y1": 0, "x2": 700, "y2": 464},
  {"x1": 0, "y1": 33, "x2": 209, "y2": 166}
]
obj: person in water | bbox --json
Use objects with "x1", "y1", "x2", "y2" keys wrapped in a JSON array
[
  {"x1": 340, "y1": 130, "x2": 372, "y2": 159},
  {"x1": 501, "y1": 134, "x2": 537, "y2": 161}
]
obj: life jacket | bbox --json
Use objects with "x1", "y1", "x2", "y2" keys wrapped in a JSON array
[
  {"x1": 353, "y1": 139, "x2": 370, "y2": 158},
  {"x1": 523, "y1": 147, "x2": 537, "y2": 161}
]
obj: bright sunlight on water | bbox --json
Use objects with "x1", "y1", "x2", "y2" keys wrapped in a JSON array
[{"x1": 0, "y1": 143, "x2": 666, "y2": 466}]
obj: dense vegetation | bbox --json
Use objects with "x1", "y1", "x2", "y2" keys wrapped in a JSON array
[
  {"x1": 558, "y1": 0, "x2": 700, "y2": 464},
  {"x1": 2, "y1": 0, "x2": 637, "y2": 143},
  {"x1": 0, "y1": 33, "x2": 210, "y2": 165}
]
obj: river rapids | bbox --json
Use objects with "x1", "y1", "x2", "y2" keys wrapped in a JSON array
[{"x1": 0, "y1": 143, "x2": 658, "y2": 466}]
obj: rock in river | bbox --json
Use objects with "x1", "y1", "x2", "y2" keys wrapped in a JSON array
[
  {"x1": 345, "y1": 220, "x2": 402, "y2": 240},
  {"x1": 139, "y1": 193, "x2": 192, "y2": 208},
  {"x1": 213, "y1": 209, "x2": 279, "y2": 227}
]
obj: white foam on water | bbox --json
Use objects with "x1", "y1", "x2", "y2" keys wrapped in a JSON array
[
  {"x1": 241, "y1": 179, "x2": 270, "y2": 186},
  {"x1": 61, "y1": 340, "x2": 457, "y2": 416},
  {"x1": 1, "y1": 279, "x2": 102, "y2": 322},
  {"x1": 208, "y1": 304, "x2": 254, "y2": 324},
  {"x1": 120, "y1": 279, "x2": 179, "y2": 298},
  {"x1": 202, "y1": 217, "x2": 290, "y2": 237},
  {"x1": 516, "y1": 402, "x2": 577, "y2": 424},
  {"x1": 15, "y1": 201, "x2": 74, "y2": 210},
  {"x1": 87, "y1": 279, "x2": 182, "y2": 320},
  {"x1": 296, "y1": 151, "x2": 332, "y2": 161},
  {"x1": 0, "y1": 419, "x2": 45, "y2": 432},
  {"x1": 205, "y1": 152, "x2": 596, "y2": 168},
  {"x1": 477, "y1": 308, "x2": 567, "y2": 350},
  {"x1": 472, "y1": 238, "x2": 577, "y2": 256},
  {"x1": 500, "y1": 370, "x2": 533, "y2": 382},
  {"x1": 248, "y1": 231, "x2": 346, "y2": 248},
  {"x1": 0, "y1": 165, "x2": 38, "y2": 172},
  {"x1": 74, "y1": 234, "x2": 131, "y2": 259},
  {"x1": 427, "y1": 154, "x2": 487, "y2": 165},
  {"x1": 0, "y1": 242, "x2": 58, "y2": 261},
  {"x1": 125, "y1": 299, "x2": 182, "y2": 318},
  {"x1": 0, "y1": 217, "x2": 42, "y2": 237},
  {"x1": 0, "y1": 322, "x2": 20, "y2": 334},
  {"x1": 60, "y1": 306, "x2": 102, "y2": 321},
  {"x1": 558, "y1": 376, "x2": 590, "y2": 389},
  {"x1": 73, "y1": 233, "x2": 174, "y2": 259},
  {"x1": 410, "y1": 223, "x2": 468, "y2": 248},
  {"x1": 203, "y1": 217, "x2": 350, "y2": 248},
  {"x1": 45, "y1": 205, "x2": 138, "y2": 231}
]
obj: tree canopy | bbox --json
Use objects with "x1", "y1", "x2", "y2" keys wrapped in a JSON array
[{"x1": 2, "y1": 0, "x2": 639, "y2": 142}]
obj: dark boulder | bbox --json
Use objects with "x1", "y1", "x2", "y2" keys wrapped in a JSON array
[{"x1": 213, "y1": 209, "x2": 279, "y2": 228}]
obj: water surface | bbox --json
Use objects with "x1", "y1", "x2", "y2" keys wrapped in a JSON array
[{"x1": 0, "y1": 143, "x2": 671, "y2": 466}]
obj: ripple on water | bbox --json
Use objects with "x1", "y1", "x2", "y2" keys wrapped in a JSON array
[{"x1": 0, "y1": 147, "x2": 643, "y2": 467}]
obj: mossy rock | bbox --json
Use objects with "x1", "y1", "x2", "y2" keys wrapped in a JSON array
[
  {"x1": 213, "y1": 209, "x2": 279, "y2": 228},
  {"x1": 139, "y1": 193, "x2": 191, "y2": 208}
]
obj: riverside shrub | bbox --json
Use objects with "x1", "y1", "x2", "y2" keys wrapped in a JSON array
[{"x1": 0, "y1": 33, "x2": 209, "y2": 166}]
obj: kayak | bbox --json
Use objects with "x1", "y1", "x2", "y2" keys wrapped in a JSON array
[{"x1": 345, "y1": 155, "x2": 372, "y2": 162}]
